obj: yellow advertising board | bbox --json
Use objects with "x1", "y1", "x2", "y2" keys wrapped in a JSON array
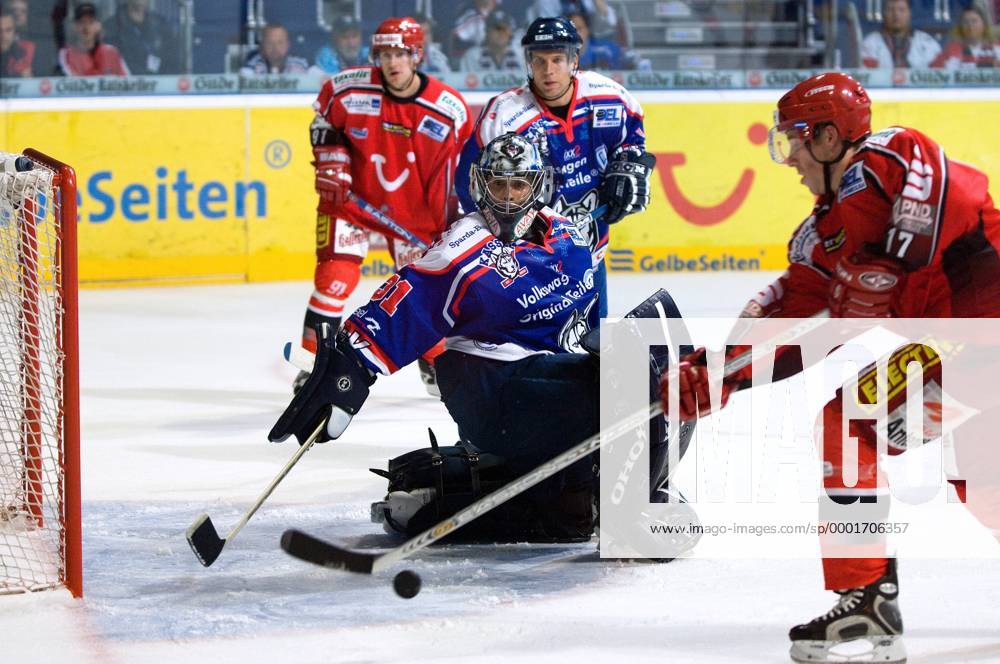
[{"x1": 2, "y1": 95, "x2": 999, "y2": 286}]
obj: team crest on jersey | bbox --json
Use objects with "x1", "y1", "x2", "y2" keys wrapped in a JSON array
[
  {"x1": 552, "y1": 190, "x2": 601, "y2": 250},
  {"x1": 481, "y1": 240, "x2": 528, "y2": 288},
  {"x1": 558, "y1": 296, "x2": 598, "y2": 352},
  {"x1": 592, "y1": 104, "x2": 623, "y2": 128},
  {"x1": 417, "y1": 115, "x2": 449, "y2": 142},
  {"x1": 837, "y1": 162, "x2": 867, "y2": 202}
]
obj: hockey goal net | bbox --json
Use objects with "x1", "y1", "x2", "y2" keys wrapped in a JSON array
[{"x1": 0, "y1": 149, "x2": 80, "y2": 597}]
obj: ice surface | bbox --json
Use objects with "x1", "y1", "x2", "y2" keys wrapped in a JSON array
[{"x1": 2, "y1": 273, "x2": 998, "y2": 663}]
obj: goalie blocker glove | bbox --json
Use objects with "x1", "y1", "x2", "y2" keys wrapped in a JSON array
[
  {"x1": 600, "y1": 147, "x2": 656, "y2": 224},
  {"x1": 269, "y1": 322, "x2": 375, "y2": 445}
]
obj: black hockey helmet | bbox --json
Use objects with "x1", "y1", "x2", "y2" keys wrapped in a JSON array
[
  {"x1": 520, "y1": 17, "x2": 581, "y2": 79},
  {"x1": 521, "y1": 16, "x2": 582, "y2": 50}
]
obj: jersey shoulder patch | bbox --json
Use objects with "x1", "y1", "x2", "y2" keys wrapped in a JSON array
[
  {"x1": 865, "y1": 127, "x2": 905, "y2": 147},
  {"x1": 837, "y1": 161, "x2": 868, "y2": 202},
  {"x1": 331, "y1": 66, "x2": 374, "y2": 92},
  {"x1": 788, "y1": 213, "x2": 821, "y2": 267},
  {"x1": 433, "y1": 87, "x2": 469, "y2": 130},
  {"x1": 416, "y1": 215, "x2": 493, "y2": 272},
  {"x1": 481, "y1": 87, "x2": 539, "y2": 135}
]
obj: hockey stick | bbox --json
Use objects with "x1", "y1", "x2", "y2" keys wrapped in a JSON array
[
  {"x1": 281, "y1": 312, "x2": 830, "y2": 574},
  {"x1": 347, "y1": 192, "x2": 429, "y2": 250},
  {"x1": 186, "y1": 418, "x2": 326, "y2": 567}
]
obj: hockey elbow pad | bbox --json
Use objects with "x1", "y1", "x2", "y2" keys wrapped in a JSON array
[
  {"x1": 600, "y1": 147, "x2": 656, "y2": 224},
  {"x1": 268, "y1": 323, "x2": 376, "y2": 445}
]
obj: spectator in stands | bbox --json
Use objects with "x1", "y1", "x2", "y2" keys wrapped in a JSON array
[
  {"x1": 414, "y1": 13, "x2": 451, "y2": 74},
  {"x1": 58, "y1": 2, "x2": 129, "y2": 76},
  {"x1": 861, "y1": 0, "x2": 941, "y2": 68},
  {"x1": 527, "y1": 0, "x2": 619, "y2": 41},
  {"x1": 1, "y1": 9, "x2": 34, "y2": 76},
  {"x1": 460, "y1": 9, "x2": 521, "y2": 71},
  {"x1": 568, "y1": 10, "x2": 644, "y2": 70},
  {"x1": 313, "y1": 14, "x2": 368, "y2": 74},
  {"x1": 930, "y1": 4, "x2": 1000, "y2": 69},
  {"x1": 8, "y1": 0, "x2": 56, "y2": 75},
  {"x1": 451, "y1": 0, "x2": 497, "y2": 58},
  {"x1": 241, "y1": 23, "x2": 308, "y2": 75},
  {"x1": 103, "y1": 0, "x2": 180, "y2": 75}
]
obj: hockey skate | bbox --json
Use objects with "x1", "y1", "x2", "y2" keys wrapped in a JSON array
[
  {"x1": 417, "y1": 357, "x2": 441, "y2": 398},
  {"x1": 789, "y1": 559, "x2": 905, "y2": 664}
]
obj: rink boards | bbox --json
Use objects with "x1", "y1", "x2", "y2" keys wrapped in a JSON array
[{"x1": 1, "y1": 89, "x2": 998, "y2": 286}]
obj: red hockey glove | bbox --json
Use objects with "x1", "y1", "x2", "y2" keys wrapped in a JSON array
[
  {"x1": 659, "y1": 346, "x2": 752, "y2": 421},
  {"x1": 313, "y1": 144, "x2": 352, "y2": 209},
  {"x1": 828, "y1": 251, "x2": 905, "y2": 318}
]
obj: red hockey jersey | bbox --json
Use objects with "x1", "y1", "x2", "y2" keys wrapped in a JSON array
[
  {"x1": 313, "y1": 67, "x2": 472, "y2": 245},
  {"x1": 748, "y1": 126, "x2": 1000, "y2": 319}
]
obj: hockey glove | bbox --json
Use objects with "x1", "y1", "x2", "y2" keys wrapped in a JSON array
[
  {"x1": 828, "y1": 250, "x2": 905, "y2": 318},
  {"x1": 313, "y1": 145, "x2": 352, "y2": 209},
  {"x1": 311, "y1": 118, "x2": 351, "y2": 210},
  {"x1": 600, "y1": 148, "x2": 656, "y2": 224},
  {"x1": 660, "y1": 346, "x2": 752, "y2": 421},
  {"x1": 268, "y1": 323, "x2": 375, "y2": 445}
]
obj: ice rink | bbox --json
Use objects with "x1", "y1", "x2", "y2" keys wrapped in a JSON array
[{"x1": 3, "y1": 272, "x2": 999, "y2": 664}]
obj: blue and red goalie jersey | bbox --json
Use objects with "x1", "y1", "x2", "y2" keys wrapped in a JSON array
[{"x1": 342, "y1": 208, "x2": 599, "y2": 375}]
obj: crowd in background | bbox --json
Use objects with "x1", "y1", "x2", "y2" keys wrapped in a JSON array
[
  {"x1": 0, "y1": 0, "x2": 180, "y2": 77},
  {"x1": 3, "y1": 0, "x2": 1000, "y2": 79}
]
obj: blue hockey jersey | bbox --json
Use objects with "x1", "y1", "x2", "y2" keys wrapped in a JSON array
[
  {"x1": 456, "y1": 70, "x2": 647, "y2": 264},
  {"x1": 343, "y1": 208, "x2": 599, "y2": 375}
]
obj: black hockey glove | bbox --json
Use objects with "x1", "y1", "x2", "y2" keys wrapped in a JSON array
[
  {"x1": 599, "y1": 148, "x2": 656, "y2": 224},
  {"x1": 268, "y1": 322, "x2": 376, "y2": 445}
]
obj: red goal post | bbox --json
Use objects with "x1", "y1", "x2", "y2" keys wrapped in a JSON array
[{"x1": 0, "y1": 148, "x2": 81, "y2": 597}]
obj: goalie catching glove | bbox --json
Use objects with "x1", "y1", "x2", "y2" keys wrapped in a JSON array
[
  {"x1": 600, "y1": 147, "x2": 656, "y2": 224},
  {"x1": 269, "y1": 322, "x2": 375, "y2": 445},
  {"x1": 828, "y1": 250, "x2": 905, "y2": 318},
  {"x1": 311, "y1": 118, "x2": 352, "y2": 210}
]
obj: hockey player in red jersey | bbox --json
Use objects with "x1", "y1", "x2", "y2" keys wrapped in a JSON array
[
  {"x1": 298, "y1": 16, "x2": 472, "y2": 393},
  {"x1": 660, "y1": 72, "x2": 1000, "y2": 663}
]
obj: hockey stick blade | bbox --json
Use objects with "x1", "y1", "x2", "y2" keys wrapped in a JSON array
[
  {"x1": 281, "y1": 528, "x2": 375, "y2": 574},
  {"x1": 186, "y1": 513, "x2": 226, "y2": 567}
]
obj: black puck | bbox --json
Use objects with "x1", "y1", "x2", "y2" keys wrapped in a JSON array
[{"x1": 393, "y1": 569, "x2": 421, "y2": 599}]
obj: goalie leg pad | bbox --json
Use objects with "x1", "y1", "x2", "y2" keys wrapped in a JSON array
[{"x1": 581, "y1": 289, "x2": 696, "y2": 494}]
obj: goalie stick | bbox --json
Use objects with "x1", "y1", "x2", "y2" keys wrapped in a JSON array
[
  {"x1": 186, "y1": 418, "x2": 326, "y2": 566},
  {"x1": 281, "y1": 311, "x2": 831, "y2": 575}
]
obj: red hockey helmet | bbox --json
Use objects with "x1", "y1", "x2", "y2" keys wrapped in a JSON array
[
  {"x1": 370, "y1": 16, "x2": 424, "y2": 65},
  {"x1": 768, "y1": 72, "x2": 872, "y2": 164}
]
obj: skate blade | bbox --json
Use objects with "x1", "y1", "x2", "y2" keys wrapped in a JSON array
[{"x1": 790, "y1": 635, "x2": 906, "y2": 663}]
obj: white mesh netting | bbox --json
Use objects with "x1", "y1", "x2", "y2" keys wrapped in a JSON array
[{"x1": 0, "y1": 154, "x2": 67, "y2": 594}]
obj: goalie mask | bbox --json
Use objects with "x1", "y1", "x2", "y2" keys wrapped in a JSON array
[{"x1": 470, "y1": 133, "x2": 554, "y2": 244}]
